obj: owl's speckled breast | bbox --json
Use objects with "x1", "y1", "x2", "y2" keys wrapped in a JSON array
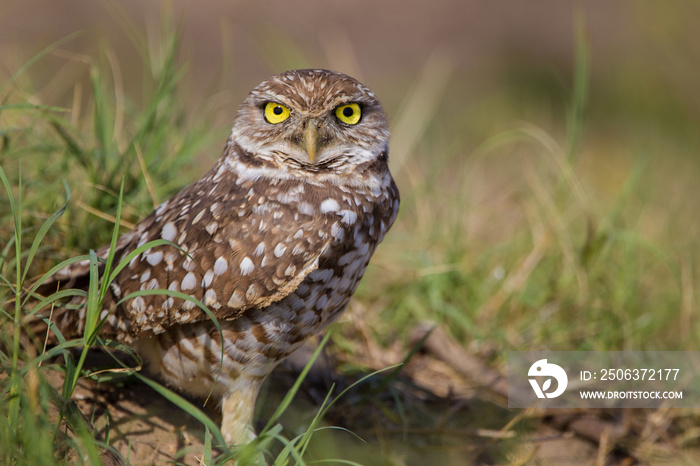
[{"x1": 138, "y1": 164, "x2": 398, "y2": 399}]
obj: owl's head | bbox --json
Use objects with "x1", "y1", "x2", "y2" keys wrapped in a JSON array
[{"x1": 230, "y1": 69, "x2": 390, "y2": 174}]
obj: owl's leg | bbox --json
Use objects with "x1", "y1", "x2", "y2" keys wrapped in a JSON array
[{"x1": 220, "y1": 376, "x2": 264, "y2": 446}]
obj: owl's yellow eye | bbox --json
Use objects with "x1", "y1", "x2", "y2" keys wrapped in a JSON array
[
  {"x1": 264, "y1": 102, "x2": 291, "y2": 124},
  {"x1": 335, "y1": 103, "x2": 361, "y2": 125}
]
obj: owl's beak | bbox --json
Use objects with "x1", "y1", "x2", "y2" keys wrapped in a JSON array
[{"x1": 302, "y1": 119, "x2": 321, "y2": 163}]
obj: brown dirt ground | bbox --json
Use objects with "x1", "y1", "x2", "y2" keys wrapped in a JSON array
[{"x1": 41, "y1": 307, "x2": 696, "y2": 465}]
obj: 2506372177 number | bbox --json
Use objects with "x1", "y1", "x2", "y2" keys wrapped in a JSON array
[{"x1": 600, "y1": 368, "x2": 679, "y2": 381}]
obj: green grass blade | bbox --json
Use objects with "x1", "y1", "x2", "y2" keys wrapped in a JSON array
[
  {"x1": 0, "y1": 235, "x2": 17, "y2": 282},
  {"x1": 0, "y1": 32, "x2": 81, "y2": 98},
  {"x1": 98, "y1": 178, "x2": 125, "y2": 304},
  {"x1": 0, "y1": 163, "x2": 22, "y2": 431},
  {"x1": 319, "y1": 364, "x2": 400, "y2": 419},
  {"x1": 259, "y1": 331, "x2": 332, "y2": 437},
  {"x1": 295, "y1": 387, "x2": 336, "y2": 458},
  {"x1": 566, "y1": 12, "x2": 590, "y2": 161},
  {"x1": 0, "y1": 103, "x2": 68, "y2": 112},
  {"x1": 0, "y1": 166, "x2": 20, "y2": 272},
  {"x1": 89, "y1": 64, "x2": 113, "y2": 170},
  {"x1": 374, "y1": 326, "x2": 432, "y2": 393},
  {"x1": 92, "y1": 337, "x2": 144, "y2": 373},
  {"x1": 21, "y1": 254, "x2": 92, "y2": 307},
  {"x1": 27, "y1": 288, "x2": 89, "y2": 317},
  {"x1": 83, "y1": 250, "x2": 100, "y2": 341},
  {"x1": 104, "y1": 239, "x2": 171, "y2": 285},
  {"x1": 60, "y1": 344, "x2": 77, "y2": 400},
  {"x1": 203, "y1": 426, "x2": 212, "y2": 465},
  {"x1": 270, "y1": 432, "x2": 307, "y2": 466},
  {"x1": 22, "y1": 338, "x2": 85, "y2": 372},
  {"x1": 312, "y1": 460, "x2": 365, "y2": 466},
  {"x1": 292, "y1": 362, "x2": 399, "y2": 460},
  {"x1": 20, "y1": 180, "x2": 70, "y2": 283},
  {"x1": 291, "y1": 363, "x2": 400, "y2": 459},
  {"x1": 49, "y1": 118, "x2": 86, "y2": 167},
  {"x1": 311, "y1": 426, "x2": 366, "y2": 443},
  {"x1": 63, "y1": 250, "x2": 100, "y2": 398}
]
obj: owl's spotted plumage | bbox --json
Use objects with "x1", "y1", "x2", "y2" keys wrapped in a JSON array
[{"x1": 45, "y1": 69, "x2": 399, "y2": 444}]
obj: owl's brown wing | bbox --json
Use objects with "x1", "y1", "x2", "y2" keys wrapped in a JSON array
[{"x1": 48, "y1": 159, "x2": 336, "y2": 339}]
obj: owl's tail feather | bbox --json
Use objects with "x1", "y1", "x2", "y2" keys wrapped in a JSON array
[{"x1": 6, "y1": 279, "x2": 88, "y2": 356}]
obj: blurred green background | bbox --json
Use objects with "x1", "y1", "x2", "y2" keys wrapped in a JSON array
[{"x1": 2, "y1": 0, "x2": 700, "y2": 464}]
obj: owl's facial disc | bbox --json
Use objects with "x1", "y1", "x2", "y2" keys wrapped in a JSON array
[{"x1": 232, "y1": 69, "x2": 390, "y2": 173}]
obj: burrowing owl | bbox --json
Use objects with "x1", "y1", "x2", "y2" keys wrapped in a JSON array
[{"x1": 43, "y1": 69, "x2": 399, "y2": 444}]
